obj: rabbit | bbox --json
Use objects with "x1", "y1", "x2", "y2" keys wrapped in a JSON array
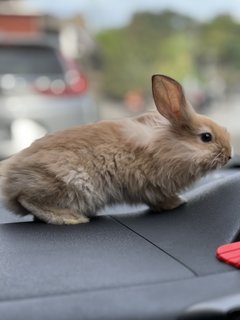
[{"x1": 0, "y1": 75, "x2": 232, "y2": 224}]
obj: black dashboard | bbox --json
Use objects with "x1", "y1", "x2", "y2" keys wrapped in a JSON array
[{"x1": 0, "y1": 166, "x2": 240, "y2": 319}]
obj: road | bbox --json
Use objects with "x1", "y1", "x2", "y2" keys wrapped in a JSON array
[{"x1": 208, "y1": 95, "x2": 240, "y2": 154}]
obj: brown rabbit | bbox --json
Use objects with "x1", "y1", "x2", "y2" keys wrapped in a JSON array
[{"x1": 0, "y1": 75, "x2": 232, "y2": 224}]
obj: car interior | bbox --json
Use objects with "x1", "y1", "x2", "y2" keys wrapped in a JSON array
[
  {"x1": 0, "y1": 157, "x2": 239, "y2": 320},
  {"x1": 1, "y1": 1, "x2": 240, "y2": 320}
]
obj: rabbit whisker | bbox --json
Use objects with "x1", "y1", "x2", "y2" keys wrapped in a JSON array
[{"x1": 210, "y1": 152, "x2": 222, "y2": 168}]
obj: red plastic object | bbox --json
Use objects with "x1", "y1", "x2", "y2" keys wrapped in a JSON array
[{"x1": 216, "y1": 242, "x2": 240, "y2": 268}]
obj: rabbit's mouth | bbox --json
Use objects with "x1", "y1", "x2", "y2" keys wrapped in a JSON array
[{"x1": 211, "y1": 152, "x2": 230, "y2": 169}]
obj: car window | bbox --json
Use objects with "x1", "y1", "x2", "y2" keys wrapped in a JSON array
[{"x1": 0, "y1": 46, "x2": 63, "y2": 75}]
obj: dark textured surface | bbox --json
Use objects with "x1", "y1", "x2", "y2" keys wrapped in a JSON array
[
  {"x1": 114, "y1": 172, "x2": 240, "y2": 275},
  {"x1": 0, "y1": 271, "x2": 239, "y2": 320},
  {"x1": 0, "y1": 218, "x2": 193, "y2": 301},
  {"x1": 0, "y1": 169, "x2": 239, "y2": 319}
]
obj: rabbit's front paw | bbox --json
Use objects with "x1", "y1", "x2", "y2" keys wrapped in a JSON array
[
  {"x1": 160, "y1": 196, "x2": 186, "y2": 211},
  {"x1": 149, "y1": 196, "x2": 186, "y2": 212}
]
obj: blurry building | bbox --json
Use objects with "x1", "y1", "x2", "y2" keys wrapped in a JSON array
[
  {"x1": 0, "y1": 0, "x2": 98, "y2": 63},
  {"x1": 0, "y1": 1, "x2": 42, "y2": 39}
]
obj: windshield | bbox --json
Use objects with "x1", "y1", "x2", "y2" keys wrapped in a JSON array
[
  {"x1": 0, "y1": 1, "x2": 239, "y2": 157},
  {"x1": 0, "y1": 45, "x2": 63, "y2": 75}
]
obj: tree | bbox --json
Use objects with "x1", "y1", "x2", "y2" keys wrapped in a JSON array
[{"x1": 97, "y1": 11, "x2": 240, "y2": 99}]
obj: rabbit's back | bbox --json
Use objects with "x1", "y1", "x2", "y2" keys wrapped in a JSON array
[{"x1": 0, "y1": 119, "x2": 153, "y2": 216}]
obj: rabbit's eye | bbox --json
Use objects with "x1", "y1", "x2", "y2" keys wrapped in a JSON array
[{"x1": 200, "y1": 132, "x2": 212, "y2": 143}]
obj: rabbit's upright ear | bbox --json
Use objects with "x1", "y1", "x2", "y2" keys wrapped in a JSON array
[{"x1": 152, "y1": 74, "x2": 193, "y2": 126}]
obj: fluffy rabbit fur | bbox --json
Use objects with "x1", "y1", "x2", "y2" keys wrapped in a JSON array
[{"x1": 0, "y1": 75, "x2": 232, "y2": 224}]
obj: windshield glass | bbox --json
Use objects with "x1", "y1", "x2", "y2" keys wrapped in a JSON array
[{"x1": 0, "y1": 1, "x2": 239, "y2": 157}]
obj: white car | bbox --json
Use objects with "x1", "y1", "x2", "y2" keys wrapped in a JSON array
[{"x1": 0, "y1": 40, "x2": 99, "y2": 158}]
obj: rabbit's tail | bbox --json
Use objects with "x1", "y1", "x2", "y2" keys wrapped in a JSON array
[{"x1": 0, "y1": 160, "x2": 29, "y2": 215}]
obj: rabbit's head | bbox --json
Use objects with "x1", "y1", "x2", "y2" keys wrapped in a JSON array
[{"x1": 152, "y1": 75, "x2": 232, "y2": 172}]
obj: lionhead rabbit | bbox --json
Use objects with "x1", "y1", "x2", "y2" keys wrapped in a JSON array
[{"x1": 0, "y1": 75, "x2": 232, "y2": 224}]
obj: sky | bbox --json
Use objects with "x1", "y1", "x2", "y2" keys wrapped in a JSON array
[{"x1": 27, "y1": 0, "x2": 240, "y2": 31}]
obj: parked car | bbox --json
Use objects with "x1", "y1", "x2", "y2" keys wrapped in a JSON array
[{"x1": 0, "y1": 40, "x2": 99, "y2": 158}]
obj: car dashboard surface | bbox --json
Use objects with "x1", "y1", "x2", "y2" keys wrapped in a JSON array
[{"x1": 0, "y1": 164, "x2": 240, "y2": 320}]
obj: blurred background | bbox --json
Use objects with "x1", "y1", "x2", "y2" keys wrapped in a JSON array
[{"x1": 0, "y1": 0, "x2": 239, "y2": 158}]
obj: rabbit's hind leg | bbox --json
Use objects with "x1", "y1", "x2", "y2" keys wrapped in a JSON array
[{"x1": 18, "y1": 196, "x2": 89, "y2": 225}]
